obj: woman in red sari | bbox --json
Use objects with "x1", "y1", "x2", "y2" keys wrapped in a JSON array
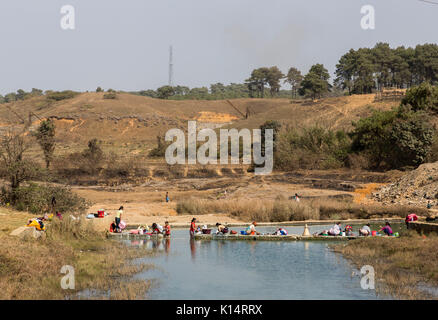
[{"x1": 190, "y1": 217, "x2": 197, "y2": 238}]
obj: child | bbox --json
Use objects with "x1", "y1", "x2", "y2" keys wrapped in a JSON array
[{"x1": 164, "y1": 221, "x2": 171, "y2": 237}]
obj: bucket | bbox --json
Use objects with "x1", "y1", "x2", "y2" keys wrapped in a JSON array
[
  {"x1": 202, "y1": 229, "x2": 211, "y2": 234},
  {"x1": 371, "y1": 230, "x2": 377, "y2": 236},
  {"x1": 240, "y1": 230, "x2": 246, "y2": 235},
  {"x1": 97, "y1": 210, "x2": 105, "y2": 218}
]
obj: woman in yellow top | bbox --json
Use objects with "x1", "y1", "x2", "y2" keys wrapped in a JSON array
[{"x1": 115, "y1": 206, "x2": 123, "y2": 232}]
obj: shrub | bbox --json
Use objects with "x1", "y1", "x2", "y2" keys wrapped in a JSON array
[
  {"x1": 149, "y1": 135, "x2": 169, "y2": 157},
  {"x1": 350, "y1": 107, "x2": 434, "y2": 169},
  {"x1": 46, "y1": 90, "x2": 79, "y2": 101},
  {"x1": 401, "y1": 82, "x2": 438, "y2": 113},
  {"x1": 103, "y1": 92, "x2": 117, "y2": 99},
  {"x1": 274, "y1": 126, "x2": 350, "y2": 170},
  {"x1": 1, "y1": 183, "x2": 89, "y2": 214},
  {"x1": 82, "y1": 139, "x2": 105, "y2": 174},
  {"x1": 104, "y1": 153, "x2": 138, "y2": 178}
]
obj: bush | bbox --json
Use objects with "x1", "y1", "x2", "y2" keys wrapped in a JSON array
[
  {"x1": 1, "y1": 183, "x2": 90, "y2": 214},
  {"x1": 82, "y1": 139, "x2": 105, "y2": 174},
  {"x1": 401, "y1": 82, "x2": 438, "y2": 114},
  {"x1": 274, "y1": 126, "x2": 350, "y2": 170},
  {"x1": 103, "y1": 92, "x2": 117, "y2": 99},
  {"x1": 46, "y1": 90, "x2": 79, "y2": 101},
  {"x1": 350, "y1": 107, "x2": 434, "y2": 169},
  {"x1": 104, "y1": 153, "x2": 138, "y2": 178},
  {"x1": 149, "y1": 135, "x2": 169, "y2": 158}
]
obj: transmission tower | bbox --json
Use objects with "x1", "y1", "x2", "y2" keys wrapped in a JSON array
[{"x1": 168, "y1": 45, "x2": 173, "y2": 86}]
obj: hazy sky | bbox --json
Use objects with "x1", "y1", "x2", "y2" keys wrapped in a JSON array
[{"x1": 0, "y1": 0, "x2": 437, "y2": 94}]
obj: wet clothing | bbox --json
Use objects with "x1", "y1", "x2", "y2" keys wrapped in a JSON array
[{"x1": 164, "y1": 225, "x2": 171, "y2": 236}]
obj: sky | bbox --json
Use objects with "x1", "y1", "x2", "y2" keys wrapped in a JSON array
[{"x1": 0, "y1": 0, "x2": 437, "y2": 94}]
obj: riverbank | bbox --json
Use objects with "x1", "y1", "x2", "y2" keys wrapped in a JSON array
[
  {"x1": 0, "y1": 207, "x2": 154, "y2": 299},
  {"x1": 333, "y1": 231, "x2": 438, "y2": 299},
  {"x1": 126, "y1": 217, "x2": 405, "y2": 229}
]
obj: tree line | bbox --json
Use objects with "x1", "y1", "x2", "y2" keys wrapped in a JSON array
[
  {"x1": 134, "y1": 42, "x2": 438, "y2": 101},
  {"x1": 2, "y1": 42, "x2": 437, "y2": 103},
  {"x1": 335, "y1": 43, "x2": 438, "y2": 94}
]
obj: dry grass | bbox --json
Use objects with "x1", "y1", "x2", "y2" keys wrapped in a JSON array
[
  {"x1": 176, "y1": 197, "x2": 427, "y2": 222},
  {"x1": 0, "y1": 208, "x2": 154, "y2": 299},
  {"x1": 333, "y1": 231, "x2": 438, "y2": 299}
]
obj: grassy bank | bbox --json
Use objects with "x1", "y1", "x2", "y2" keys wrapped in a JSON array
[
  {"x1": 333, "y1": 231, "x2": 438, "y2": 299},
  {"x1": 176, "y1": 197, "x2": 427, "y2": 222},
  {"x1": 0, "y1": 207, "x2": 153, "y2": 299}
]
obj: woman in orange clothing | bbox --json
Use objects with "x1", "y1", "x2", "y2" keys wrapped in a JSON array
[{"x1": 190, "y1": 217, "x2": 197, "y2": 238}]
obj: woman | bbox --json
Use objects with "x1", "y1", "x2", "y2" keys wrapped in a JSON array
[
  {"x1": 344, "y1": 225, "x2": 353, "y2": 236},
  {"x1": 190, "y1": 218, "x2": 197, "y2": 238},
  {"x1": 380, "y1": 222, "x2": 393, "y2": 236},
  {"x1": 216, "y1": 222, "x2": 227, "y2": 234},
  {"x1": 275, "y1": 227, "x2": 288, "y2": 235},
  {"x1": 245, "y1": 222, "x2": 258, "y2": 235},
  {"x1": 359, "y1": 223, "x2": 371, "y2": 236},
  {"x1": 115, "y1": 206, "x2": 123, "y2": 233},
  {"x1": 328, "y1": 222, "x2": 341, "y2": 236},
  {"x1": 151, "y1": 223, "x2": 163, "y2": 234}
]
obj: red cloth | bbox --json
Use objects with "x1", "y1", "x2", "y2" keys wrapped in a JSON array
[{"x1": 406, "y1": 213, "x2": 418, "y2": 222}]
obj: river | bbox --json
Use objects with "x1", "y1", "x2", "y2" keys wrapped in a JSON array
[{"x1": 127, "y1": 224, "x2": 393, "y2": 300}]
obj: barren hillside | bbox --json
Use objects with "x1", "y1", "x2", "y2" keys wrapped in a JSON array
[{"x1": 0, "y1": 92, "x2": 399, "y2": 155}]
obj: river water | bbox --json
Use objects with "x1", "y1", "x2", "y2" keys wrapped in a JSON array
[{"x1": 127, "y1": 224, "x2": 392, "y2": 300}]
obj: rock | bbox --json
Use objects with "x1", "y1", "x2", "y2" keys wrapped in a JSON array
[{"x1": 10, "y1": 226, "x2": 46, "y2": 240}]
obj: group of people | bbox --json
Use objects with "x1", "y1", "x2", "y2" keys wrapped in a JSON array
[
  {"x1": 320, "y1": 221, "x2": 395, "y2": 237},
  {"x1": 150, "y1": 222, "x2": 171, "y2": 236},
  {"x1": 189, "y1": 219, "x2": 290, "y2": 237}
]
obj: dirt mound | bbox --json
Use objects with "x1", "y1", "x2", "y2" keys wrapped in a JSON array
[{"x1": 373, "y1": 162, "x2": 438, "y2": 206}]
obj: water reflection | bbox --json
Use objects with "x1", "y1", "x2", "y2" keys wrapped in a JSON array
[
  {"x1": 190, "y1": 239, "x2": 196, "y2": 261},
  {"x1": 128, "y1": 225, "x2": 396, "y2": 300}
]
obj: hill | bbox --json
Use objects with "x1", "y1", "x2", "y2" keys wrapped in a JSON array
[{"x1": 0, "y1": 92, "x2": 399, "y2": 156}]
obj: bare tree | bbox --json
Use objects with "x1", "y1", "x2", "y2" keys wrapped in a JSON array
[{"x1": 0, "y1": 128, "x2": 39, "y2": 203}]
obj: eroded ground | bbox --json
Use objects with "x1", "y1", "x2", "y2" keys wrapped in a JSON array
[{"x1": 73, "y1": 170, "x2": 396, "y2": 228}]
